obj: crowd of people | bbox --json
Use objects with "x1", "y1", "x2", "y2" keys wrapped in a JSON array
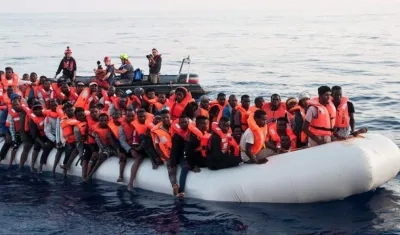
[{"x1": 0, "y1": 49, "x2": 368, "y2": 198}]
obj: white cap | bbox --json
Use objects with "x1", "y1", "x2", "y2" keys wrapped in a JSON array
[{"x1": 298, "y1": 91, "x2": 310, "y2": 100}]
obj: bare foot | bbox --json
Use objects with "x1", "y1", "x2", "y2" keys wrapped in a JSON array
[
  {"x1": 127, "y1": 184, "x2": 134, "y2": 192},
  {"x1": 192, "y1": 166, "x2": 201, "y2": 173},
  {"x1": 172, "y1": 184, "x2": 179, "y2": 196},
  {"x1": 59, "y1": 164, "x2": 66, "y2": 169},
  {"x1": 177, "y1": 192, "x2": 185, "y2": 198},
  {"x1": 117, "y1": 177, "x2": 123, "y2": 182}
]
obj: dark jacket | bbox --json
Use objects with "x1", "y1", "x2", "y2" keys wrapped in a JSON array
[{"x1": 149, "y1": 55, "x2": 162, "y2": 74}]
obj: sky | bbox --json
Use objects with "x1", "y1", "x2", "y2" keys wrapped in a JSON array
[{"x1": 1, "y1": 0, "x2": 400, "y2": 14}]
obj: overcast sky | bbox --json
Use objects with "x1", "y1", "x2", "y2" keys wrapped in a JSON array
[{"x1": 1, "y1": 0, "x2": 400, "y2": 14}]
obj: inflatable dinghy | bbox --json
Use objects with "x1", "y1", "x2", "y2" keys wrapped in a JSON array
[{"x1": 1, "y1": 133, "x2": 399, "y2": 203}]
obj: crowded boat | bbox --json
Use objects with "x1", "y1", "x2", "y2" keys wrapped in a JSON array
[{"x1": 0, "y1": 48, "x2": 371, "y2": 198}]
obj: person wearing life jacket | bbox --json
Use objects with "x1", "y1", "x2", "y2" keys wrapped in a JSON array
[
  {"x1": 0, "y1": 98, "x2": 25, "y2": 167},
  {"x1": 20, "y1": 102, "x2": 50, "y2": 172},
  {"x1": 285, "y1": 97, "x2": 298, "y2": 124},
  {"x1": 141, "y1": 87, "x2": 158, "y2": 113},
  {"x1": 194, "y1": 95, "x2": 210, "y2": 120},
  {"x1": 267, "y1": 117, "x2": 297, "y2": 152},
  {"x1": 239, "y1": 109, "x2": 272, "y2": 164},
  {"x1": 185, "y1": 115, "x2": 209, "y2": 172},
  {"x1": 1, "y1": 86, "x2": 20, "y2": 110},
  {"x1": 303, "y1": 86, "x2": 337, "y2": 147},
  {"x1": 262, "y1": 94, "x2": 288, "y2": 127},
  {"x1": 249, "y1": 96, "x2": 264, "y2": 113},
  {"x1": 75, "y1": 82, "x2": 100, "y2": 110},
  {"x1": 55, "y1": 46, "x2": 77, "y2": 83},
  {"x1": 331, "y1": 86, "x2": 367, "y2": 140},
  {"x1": 95, "y1": 56, "x2": 116, "y2": 89},
  {"x1": 37, "y1": 79, "x2": 54, "y2": 108},
  {"x1": 60, "y1": 82, "x2": 79, "y2": 104},
  {"x1": 289, "y1": 91, "x2": 310, "y2": 148},
  {"x1": 24, "y1": 72, "x2": 39, "y2": 99},
  {"x1": 208, "y1": 93, "x2": 226, "y2": 121},
  {"x1": 86, "y1": 113, "x2": 120, "y2": 182},
  {"x1": 280, "y1": 135, "x2": 293, "y2": 152},
  {"x1": 109, "y1": 93, "x2": 132, "y2": 116},
  {"x1": 233, "y1": 94, "x2": 251, "y2": 133},
  {"x1": 108, "y1": 110, "x2": 122, "y2": 141},
  {"x1": 221, "y1": 94, "x2": 238, "y2": 120},
  {"x1": 167, "y1": 87, "x2": 194, "y2": 121},
  {"x1": 153, "y1": 93, "x2": 169, "y2": 114},
  {"x1": 58, "y1": 102, "x2": 79, "y2": 173},
  {"x1": 115, "y1": 53, "x2": 135, "y2": 83},
  {"x1": 127, "y1": 108, "x2": 161, "y2": 192},
  {"x1": 1, "y1": 67, "x2": 30, "y2": 92},
  {"x1": 206, "y1": 117, "x2": 241, "y2": 170},
  {"x1": 99, "y1": 86, "x2": 116, "y2": 112},
  {"x1": 118, "y1": 109, "x2": 140, "y2": 183}
]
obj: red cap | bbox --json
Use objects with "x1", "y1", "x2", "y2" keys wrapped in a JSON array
[
  {"x1": 104, "y1": 56, "x2": 111, "y2": 61},
  {"x1": 64, "y1": 46, "x2": 72, "y2": 54}
]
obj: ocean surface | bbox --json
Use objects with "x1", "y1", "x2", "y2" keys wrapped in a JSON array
[{"x1": 1, "y1": 9, "x2": 400, "y2": 234}]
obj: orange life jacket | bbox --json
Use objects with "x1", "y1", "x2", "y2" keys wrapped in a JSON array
[
  {"x1": 235, "y1": 105, "x2": 251, "y2": 131},
  {"x1": 151, "y1": 123, "x2": 172, "y2": 161},
  {"x1": 24, "y1": 81, "x2": 39, "y2": 99},
  {"x1": 75, "y1": 88, "x2": 99, "y2": 110},
  {"x1": 333, "y1": 97, "x2": 350, "y2": 128},
  {"x1": 120, "y1": 118, "x2": 134, "y2": 145},
  {"x1": 268, "y1": 122, "x2": 297, "y2": 149},
  {"x1": 167, "y1": 87, "x2": 193, "y2": 120},
  {"x1": 6, "y1": 108, "x2": 22, "y2": 132},
  {"x1": 288, "y1": 105, "x2": 308, "y2": 143},
  {"x1": 108, "y1": 120, "x2": 121, "y2": 140},
  {"x1": 38, "y1": 88, "x2": 54, "y2": 106},
  {"x1": 209, "y1": 122, "x2": 239, "y2": 156},
  {"x1": 60, "y1": 116, "x2": 77, "y2": 144},
  {"x1": 131, "y1": 113, "x2": 154, "y2": 136},
  {"x1": 171, "y1": 119, "x2": 203, "y2": 141},
  {"x1": 1, "y1": 73, "x2": 19, "y2": 91},
  {"x1": 200, "y1": 132, "x2": 212, "y2": 157},
  {"x1": 92, "y1": 124, "x2": 111, "y2": 146},
  {"x1": 262, "y1": 102, "x2": 287, "y2": 126},
  {"x1": 20, "y1": 104, "x2": 45, "y2": 136},
  {"x1": 195, "y1": 107, "x2": 209, "y2": 119},
  {"x1": 249, "y1": 105, "x2": 261, "y2": 113},
  {"x1": 247, "y1": 113, "x2": 269, "y2": 155},
  {"x1": 308, "y1": 100, "x2": 336, "y2": 137},
  {"x1": 208, "y1": 100, "x2": 227, "y2": 122},
  {"x1": 111, "y1": 97, "x2": 132, "y2": 115},
  {"x1": 102, "y1": 90, "x2": 115, "y2": 111},
  {"x1": 85, "y1": 114, "x2": 98, "y2": 144}
]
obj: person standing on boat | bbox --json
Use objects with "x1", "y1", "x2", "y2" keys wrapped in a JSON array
[
  {"x1": 115, "y1": 53, "x2": 134, "y2": 84},
  {"x1": 302, "y1": 86, "x2": 336, "y2": 147},
  {"x1": 147, "y1": 48, "x2": 162, "y2": 84},
  {"x1": 55, "y1": 47, "x2": 77, "y2": 84}
]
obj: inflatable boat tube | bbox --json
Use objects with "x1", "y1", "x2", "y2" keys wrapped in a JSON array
[{"x1": 1, "y1": 133, "x2": 399, "y2": 203}]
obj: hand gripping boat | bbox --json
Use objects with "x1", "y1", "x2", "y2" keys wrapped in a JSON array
[{"x1": 1, "y1": 133, "x2": 399, "y2": 203}]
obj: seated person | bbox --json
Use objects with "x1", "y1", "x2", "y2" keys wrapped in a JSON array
[
  {"x1": 206, "y1": 117, "x2": 241, "y2": 170},
  {"x1": 114, "y1": 53, "x2": 134, "y2": 84},
  {"x1": 185, "y1": 115, "x2": 209, "y2": 172}
]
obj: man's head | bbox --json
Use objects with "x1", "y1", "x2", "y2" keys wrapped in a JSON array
[
  {"x1": 119, "y1": 95, "x2": 128, "y2": 109},
  {"x1": 112, "y1": 110, "x2": 122, "y2": 123},
  {"x1": 125, "y1": 108, "x2": 135, "y2": 123},
  {"x1": 120, "y1": 53, "x2": 129, "y2": 64},
  {"x1": 195, "y1": 115, "x2": 208, "y2": 132},
  {"x1": 199, "y1": 95, "x2": 210, "y2": 110},
  {"x1": 145, "y1": 88, "x2": 156, "y2": 99},
  {"x1": 6, "y1": 86, "x2": 14, "y2": 96},
  {"x1": 254, "y1": 110, "x2": 267, "y2": 127},
  {"x1": 75, "y1": 107, "x2": 86, "y2": 122},
  {"x1": 39, "y1": 76, "x2": 46, "y2": 85},
  {"x1": 48, "y1": 99, "x2": 58, "y2": 112},
  {"x1": 63, "y1": 102, "x2": 75, "y2": 118},
  {"x1": 254, "y1": 96, "x2": 264, "y2": 108},
  {"x1": 178, "y1": 116, "x2": 189, "y2": 130},
  {"x1": 153, "y1": 115, "x2": 162, "y2": 125},
  {"x1": 158, "y1": 93, "x2": 166, "y2": 104},
  {"x1": 76, "y1": 82, "x2": 85, "y2": 94},
  {"x1": 43, "y1": 79, "x2": 51, "y2": 91},
  {"x1": 160, "y1": 109, "x2": 171, "y2": 127},
  {"x1": 152, "y1": 48, "x2": 158, "y2": 57},
  {"x1": 298, "y1": 91, "x2": 310, "y2": 108},
  {"x1": 276, "y1": 117, "x2": 288, "y2": 132},
  {"x1": 11, "y1": 99, "x2": 21, "y2": 112},
  {"x1": 30, "y1": 72, "x2": 37, "y2": 83},
  {"x1": 90, "y1": 106, "x2": 99, "y2": 120},
  {"x1": 61, "y1": 83, "x2": 69, "y2": 93},
  {"x1": 22, "y1": 73, "x2": 29, "y2": 81},
  {"x1": 331, "y1": 86, "x2": 342, "y2": 103},
  {"x1": 271, "y1": 94, "x2": 281, "y2": 108},
  {"x1": 32, "y1": 103, "x2": 43, "y2": 117},
  {"x1": 107, "y1": 86, "x2": 116, "y2": 97},
  {"x1": 285, "y1": 97, "x2": 297, "y2": 111},
  {"x1": 241, "y1": 95, "x2": 250, "y2": 109},
  {"x1": 89, "y1": 82, "x2": 98, "y2": 92},
  {"x1": 104, "y1": 56, "x2": 111, "y2": 66},
  {"x1": 137, "y1": 108, "x2": 147, "y2": 124},
  {"x1": 98, "y1": 113, "x2": 109, "y2": 128},
  {"x1": 175, "y1": 88, "x2": 186, "y2": 103},
  {"x1": 218, "y1": 117, "x2": 230, "y2": 133},
  {"x1": 228, "y1": 94, "x2": 238, "y2": 108},
  {"x1": 318, "y1": 86, "x2": 332, "y2": 105},
  {"x1": 217, "y1": 93, "x2": 226, "y2": 106},
  {"x1": 5, "y1": 67, "x2": 13, "y2": 79},
  {"x1": 64, "y1": 46, "x2": 72, "y2": 58}
]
